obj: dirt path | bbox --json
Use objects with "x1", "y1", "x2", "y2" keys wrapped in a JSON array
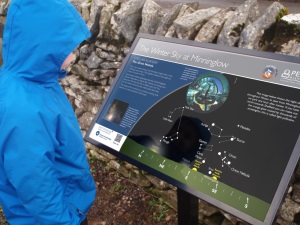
[{"x1": 87, "y1": 158, "x2": 178, "y2": 225}]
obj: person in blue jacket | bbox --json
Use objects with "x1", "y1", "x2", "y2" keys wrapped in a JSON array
[{"x1": 0, "y1": 0, "x2": 96, "y2": 224}]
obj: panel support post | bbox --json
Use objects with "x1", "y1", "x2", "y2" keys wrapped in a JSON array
[{"x1": 177, "y1": 188, "x2": 199, "y2": 225}]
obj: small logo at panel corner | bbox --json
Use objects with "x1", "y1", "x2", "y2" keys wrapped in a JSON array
[
  {"x1": 281, "y1": 69, "x2": 300, "y2": 82},
  {"x1": 262, "y1": 66, "x2": 277, "y2": 79}
]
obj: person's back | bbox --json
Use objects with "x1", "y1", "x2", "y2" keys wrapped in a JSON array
[{"x1": 0, "y1": 0, "x2": 96, "y2": 224}]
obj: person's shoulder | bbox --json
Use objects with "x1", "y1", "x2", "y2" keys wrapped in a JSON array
[{"x1": 3, "y1": 89, "x2": 43, "y2": 121}]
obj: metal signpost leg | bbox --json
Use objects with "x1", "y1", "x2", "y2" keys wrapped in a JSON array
[{"x1": 177, "y1": 188, "x2": 199, "y2": 225}]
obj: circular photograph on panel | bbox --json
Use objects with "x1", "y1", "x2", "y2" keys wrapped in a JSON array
[{"x1": 186, "y1": 72, "x2": 230, "y2": 113}]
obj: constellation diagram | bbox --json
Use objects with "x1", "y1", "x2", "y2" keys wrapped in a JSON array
[
  {"x1": 208, "y1": 123, "x2": 236, "y2": 143},
  {"x1": 167, "y1": 106, "x2": 185, "y2": 119},
  {"x1": 160, "y1": 107, "x2": 247, "y2": 177},
  {"x1": 197, "y1": 122, "x2": 237, "y2": 154},
  {"x1": 199, "y1": 142, "x2": 213, "y2": 152},
  {"x1": 160, "y1": 132, "x2": 179, "y2": 143},
  {"x1": 218, "y1": 151, "x2": 232, "y2": 169},
  {"x1": 161, "y1": 107, "x2": 185, "y2": 143}
]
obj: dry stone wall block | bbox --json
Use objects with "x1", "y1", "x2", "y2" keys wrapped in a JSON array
[
  {"x1": 282, "y1": 13, "x2": 300, "y2": 29},
  {"x1": 239, "y1": 2, "x2": 285, "y2": 50},
  {"x1": 173, "y1": 7, "x2": 221, "y2": 40},
  {"x1": 217, "y1": 0, "x2": 259, "y2": 46},
  {"x1": 195, "y1": 8, "x2": 234, "y2": 43},
  {"x1": 279, "y1": 198, "x2": 300, "y2": 222},
  {"x1": 87, "y1": 0, "x2": 106, "y2": 38},
  {"x1": 85, "y1": 51, "x2": 103, "y2": 69},
  {"x1": 98, "y1": 1, "x2": 122, "y2": 39},
  {"x1": 111, "y1": 0, "x2": 146, "y2": 43},
  {"x1": 139, "y1": 0, "x2": 166, "y2": 35},
  {"x1": 155, "y1": 3, "x2": 183, "y2": 36},
  {"x1": 165, "y1": 4, "x2": 196, "y2": 38}
]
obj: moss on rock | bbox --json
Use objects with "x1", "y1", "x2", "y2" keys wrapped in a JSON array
[{"x1": 259, "y1": 8, "x2": 300, "y2": 52}]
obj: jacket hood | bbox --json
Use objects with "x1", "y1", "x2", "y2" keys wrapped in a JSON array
[{"x1": 1, "y1": 0, "x2": 90, "y2": 83}]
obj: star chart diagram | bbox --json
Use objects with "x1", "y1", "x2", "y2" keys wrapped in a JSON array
[
  {"x1": 87, "y1": 37, "x2": 300, "y2": 223},
  {"x1": 125, "y1": 73, "x2": 258, "y2": 215},
  {"x1": 160, "y1": 105, "x2": 247, "y2": 176},
  {"x1": 143, "y1": 72, "x2": 251, "y2": 183},
  {"x1": 132, "y1": 104, "x2": 252, "y2": 211}
]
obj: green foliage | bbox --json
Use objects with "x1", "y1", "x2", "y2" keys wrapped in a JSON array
[
  {"x1": 89, "y1": 155, "x2": 98, "y2": 164},
  {"x1": 276, "y1": 7, "x2": 288, "y2": 22},
  {"x1": 259, "y1": 7, "x2": 299, "y2": 52},
  {"x1": 147, "y1": 199, "x2": 169, "y2": 222},
  {"x1": 109, "y1": 183, "x2": 126, "y2": 194},
  {"x1": 90, "y1": 168, "x2": 97, "y2": 174}
]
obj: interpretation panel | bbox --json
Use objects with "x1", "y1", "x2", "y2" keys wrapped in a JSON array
[{"x1": 85, "y1": 34, "x2": 300, "y2": 225}]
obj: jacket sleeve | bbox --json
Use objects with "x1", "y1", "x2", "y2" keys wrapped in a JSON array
[{"x1": 3, "y1": 113, "x2": 82, "y2": 225}]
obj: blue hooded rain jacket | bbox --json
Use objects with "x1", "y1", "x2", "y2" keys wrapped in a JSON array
[{"x1": 0, "y1": 0, "x2": 96, "y2": 224}]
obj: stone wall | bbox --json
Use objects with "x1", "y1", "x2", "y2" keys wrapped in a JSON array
[
  {"x1": 1, "y1": 0, "x2": 300, "y2": 224},
  {"x1": 67, "y1": 0, "x2": 300, "y2": 224}
]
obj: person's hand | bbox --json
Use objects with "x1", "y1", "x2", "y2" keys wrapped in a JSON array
[{"x1": 61, "y1": 52, "x2": 76, "y2": 70}]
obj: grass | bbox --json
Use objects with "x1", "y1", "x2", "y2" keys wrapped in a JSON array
[{"x1": 148, "y1": 199, "x2": 170, "y2": 222}]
